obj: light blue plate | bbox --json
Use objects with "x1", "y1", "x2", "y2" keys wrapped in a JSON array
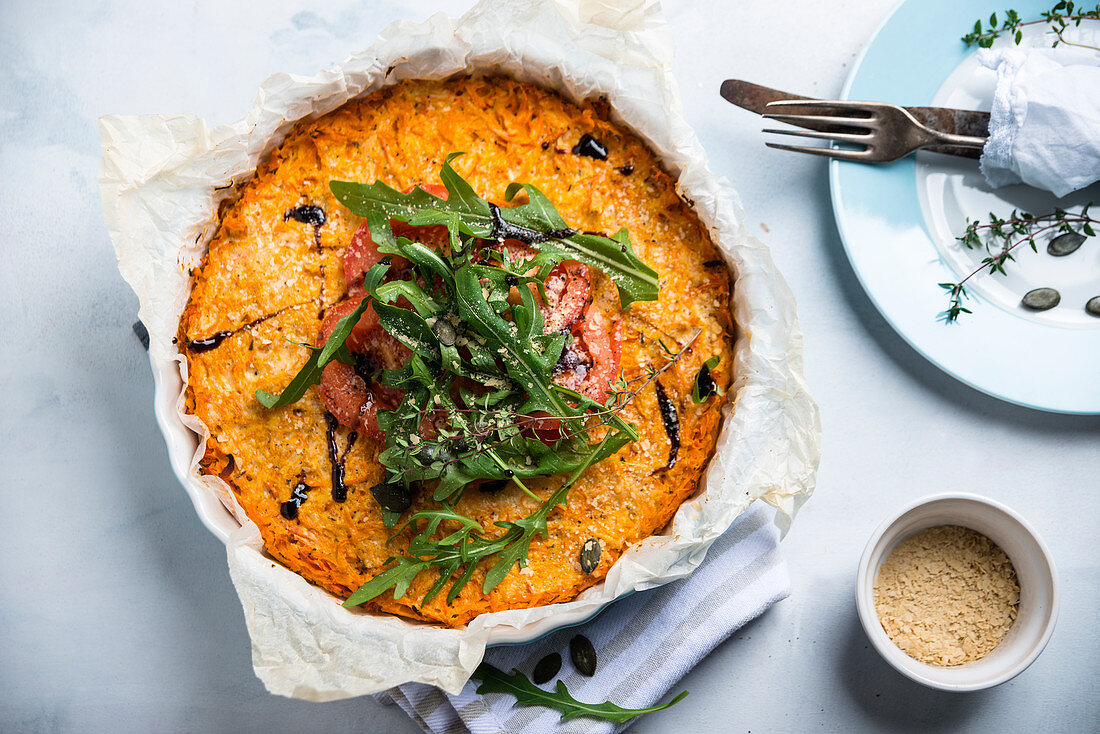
[{"x1": 831, "y1": 0, "x2": 1100, "y2": 414}]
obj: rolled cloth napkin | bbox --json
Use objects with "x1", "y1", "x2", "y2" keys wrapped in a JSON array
[
  {"x1": 377, "y1": 502, "x2": 788, "y2": 733},
  {"x1": 979, "y1": 28, "x2": 1100, "y2": 197}
]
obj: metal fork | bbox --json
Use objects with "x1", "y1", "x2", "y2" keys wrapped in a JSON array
[{"x1": 762, "y1": 99, "x2": 987, "y2": 162}]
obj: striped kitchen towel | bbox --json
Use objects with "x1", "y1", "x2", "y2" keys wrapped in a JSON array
[{"x1": 379, "y1": 502, "x2": 789, "y2": 733}]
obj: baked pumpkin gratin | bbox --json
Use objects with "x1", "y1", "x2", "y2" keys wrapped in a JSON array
[{"x1": 180, "y1": 76, "x2": 733, "y2": 626}]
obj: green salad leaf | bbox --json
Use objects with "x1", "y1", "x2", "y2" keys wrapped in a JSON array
[
  {"x1": 472, "y1": 663, "x2": 688, "y2": 724},
  {"x1": 261, "y1": 155, "x2": 663, "y2": 606}
]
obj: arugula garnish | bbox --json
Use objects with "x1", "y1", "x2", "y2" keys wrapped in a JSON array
[
  {"x1": 472, "y1": 663, "x2": 689, "y2": 724},
  {"x1": 260, "y1": 155, "x2": 664, "y2": 606},
  {"x1": 331, "y1": 152, "x2": 659, "y2": 307}
]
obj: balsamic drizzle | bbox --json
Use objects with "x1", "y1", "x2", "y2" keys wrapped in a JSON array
[
  {"x1": 572, "y1": 133, "x2": 608, "y2": 160},
  {"x1": 617, "y1": 164, "x2": 634, "y2": 176},
  {"x1": 324, "y1": 411, "x2": 356, "y2": 502},
  {"x1": 187, "y1": 331, "x2": 232, "y2": 353},
  {"x1": 186, "y1": 304, "x2": 303, "y2": 354},
  {"x1": 703, "y1": 260, "x2": 724, "y2": 268},
  {"x1": 654, "y1": 381, "x2": 680, "y2": 470},
  {"x1": 284, "y1": 205, "x2": 326, "y2": 247},
  {"x1": 284, "y1": 205, "x2": 326, "y2": 227},
  {"x1": 487, "y1": 203, "x2": 576, "y2": 244},
  {"x1": 695, "y1": 362, "x2": 718, "y2": 401},
  {"x1": 280, "y1": 480, "x2": 311, "y2": 520}
]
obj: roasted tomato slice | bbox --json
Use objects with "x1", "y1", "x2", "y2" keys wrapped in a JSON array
[
  {"x1": 552, "y1": 306, "x2": 621, "y2": 403},
  {"x1": 344, "y1": 183, "x2": 450, "y2": 294},
  {"x1": 485, "y1": 240, "x2": 591, "y2": 334},
  {"x1": 541, "y1": 260, "x2": 590, "y2": 333},
  {"x1": 316, "y1": 297, "x2": 410, "y2": 437}
]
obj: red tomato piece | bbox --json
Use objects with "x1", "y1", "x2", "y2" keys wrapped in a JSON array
[
  {"x1": 541, "y1": 260, "x2": 590, "y2": 333},
  {"x1": 344, "y1": 183, "x2": 451, "y2": 295},
  {"x1": 316, "y1": 297, "x2": 411, "y2": 436},
  {"x1": 552, "y1": 306, "x2": 621, "y2": 403}
]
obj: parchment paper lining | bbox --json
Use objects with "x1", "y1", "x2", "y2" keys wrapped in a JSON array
[{"x1": 100, "y1": 0, "x2": 820, "y2": 700}]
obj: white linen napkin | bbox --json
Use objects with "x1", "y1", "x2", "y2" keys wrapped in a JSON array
[
  {"x1": 979, "y1": 28, "x2": 1100, "y2": 197},
  {"x1": 378, "y1": 502, "x2": 789, "y2": 734}
]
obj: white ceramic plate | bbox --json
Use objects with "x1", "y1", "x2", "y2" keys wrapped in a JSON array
[{"x1": 831, "y1": 0, "x2": 1100, "y2": 414}]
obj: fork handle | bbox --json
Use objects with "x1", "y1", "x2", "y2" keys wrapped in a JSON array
[{"x1": 923, "y1": 130, "x2": 987, "y2": 150}]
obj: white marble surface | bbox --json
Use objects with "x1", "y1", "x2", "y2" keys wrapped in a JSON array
[{"x1": 1, "y1": 1, "x2": 1097, "y2": 732}]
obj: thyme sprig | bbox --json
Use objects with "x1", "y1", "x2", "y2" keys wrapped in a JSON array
[
  {"x1": 940, "y1": 205, "x2": 1096, "y2": 321},
  {"x1": 962, "y1": 3, "x2": 1100, "y2": 50}
]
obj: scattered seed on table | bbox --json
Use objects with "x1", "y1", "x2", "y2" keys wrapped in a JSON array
[
  {"x1": 570, "y1": 634, "x2": 597, "y2": 676},
  {"x1": 532, "y1": 652, "x2": 562, "y2": 684},
  {"x1": 1047, "y1": 232, "x2": 1086, "y2": 257},
  {"x1": 1021, "y1": 287, "x2": 1060, "y2": 311},
  {"x1": 1086, "y1": 296, "x2": 1100, "y2": 317}
]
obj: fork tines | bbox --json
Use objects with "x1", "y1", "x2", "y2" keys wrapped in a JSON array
[{"x1": 761, "y1": 99, "x2": 875, "y2": 161}]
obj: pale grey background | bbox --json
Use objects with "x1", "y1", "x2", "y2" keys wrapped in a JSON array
[{"x1": 1, "y1": 1, "x2": 1097, "y2": 732}]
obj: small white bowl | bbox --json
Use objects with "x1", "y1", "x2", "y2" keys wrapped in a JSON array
[{"x1": 856, "y1": 493, "x2": 1058, "y2": 691}]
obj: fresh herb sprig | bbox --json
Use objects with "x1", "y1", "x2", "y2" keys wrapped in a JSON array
[
  {"x1": 346, "y1": 333, "x2": 710, "y2": 606},
  {"x1": 472, "y1": 663, "x2": 688, "y2": 724},
  {"x1": 962, "y1": 3, "x2": 1100, "y2": 50},
  {"x1": 253, "y1": 153, "x2": 668, "y2": 605},
  {"x1": 940, "y1": 205, "x2": 1096, "y2": 321},
  {"x1": 344, "y1": 429, "x2": 617, "y2": 606}
]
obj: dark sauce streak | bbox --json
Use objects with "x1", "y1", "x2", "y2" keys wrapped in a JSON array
[
  {"x1": 572, "y1": 133, "x2": 608, "y2": 160},
  {"x1": 703, "y1": 260, "x2": 724, "y2": 268},
  {"x1": 696, "y1": 363, "x2": 718, "y2": 400},
  {"x1": 654, "y1": 382, "x2": 680, "y2": 470},
  {"x1": 324, "y1": 411, "x2": 351, "y2": 502},
  {"x1": 187, "y1": 331, "x2": 232, "y2": 353},
  {"x1": 186, "y1": 304, "x2": 302, "y2": 354},
  {"x1": 617, "y1": 164, "x2": 634, "y2": 175},
  {"x1": 280, "y1": 480, "x2": 311, "y2": 520},
  {"x1": 284, "y1": 205, "x2": 326, "y2": 248},
  {"x1": 488, "y1": 203, "x2": 576, "y2": 245},
  {"x1": 284, "y1": 205, "x2": 326, "y2": 227}
]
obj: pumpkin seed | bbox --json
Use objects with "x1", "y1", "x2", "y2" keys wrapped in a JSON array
[
  {"x1": 570, "y1": 634, "x2": 597, "y2": 676},
  {"x1": 532, "y1": 652, "x2": 562, "y2": 684},
  {"x1": 1047, "y1": 232, "x2": 1086, "y2": 257},
  {"x1": 432, "y1": 318, "x2": 457, "y2": 346},
  {"x1": 1086, "y1": 296, "x2": 1100, "y2": 317},
  {"x1": 579, "y1": 538, "x2": 601, "y2": 574},
  {"x1": 369, "y1": 482, "x2": 412, "y2": 513},
  {"x1": 1021, "y1": 287, "x2": 1060, "y2": 311}
]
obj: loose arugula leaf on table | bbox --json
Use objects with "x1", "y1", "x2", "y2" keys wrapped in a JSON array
[{"x1": 472, "y1": 664, "x2": 689, "y2": 724}]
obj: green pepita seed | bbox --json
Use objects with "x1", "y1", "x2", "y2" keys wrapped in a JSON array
[
  {"x1": 570, "y1": 634, "x2": 597, "y2": 677},
  {"x1": 1086, "y1": 296, "x2": 1100, "y2": 317},
  {"x1": 532, "y1": 652, "x2": 562, "y2": 684},
  {"x1": 369, "y1": 482, "x2": 412, "y2": 513},
  {"x1": 432, "y1": 318, "x2": 457, "y2": 346},
  {"x1": 1047, "y1": 232, "x2": 1086, "y2": 257},
  {"x1": 1021, "y1": 287, "x2": 1060, "y2": 311},
  {"x1": 580, "y1": 538, "x2": 601, "y2": 574}
]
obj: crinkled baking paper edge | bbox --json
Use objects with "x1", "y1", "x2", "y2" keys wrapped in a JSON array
[{"x1": 99, "y1": 0, "x2": 820, "y2": 700}]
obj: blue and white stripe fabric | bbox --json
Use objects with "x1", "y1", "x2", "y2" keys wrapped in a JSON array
[{"x1": 379, "y1": 502, "x2": 789, "y2": 733}]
